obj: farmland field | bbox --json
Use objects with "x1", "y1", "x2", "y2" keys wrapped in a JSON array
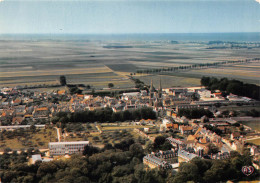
[{"x1": 0, "y1": 40, "x2": 260, "y2": 89}]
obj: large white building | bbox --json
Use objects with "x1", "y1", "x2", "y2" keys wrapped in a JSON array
[{"x1": 49, "y1": 141, "x2": 89, "y2": 156}]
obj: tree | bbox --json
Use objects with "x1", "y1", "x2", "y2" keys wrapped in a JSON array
[
  {"x1": 69, "y1": 87, "x2": 82, "y2": 94},
  {"x1": 153, "y1": 136, "x2": 166, "y2": 150},
  {"x1": 201, "y1": 76, "x2": 211, "y2": 87},
  {"x1": 129, "y1": 143, "x2": 144, "y2": 159},
  {"x1": 82, "y1": 145, "x2": 100, "y2": 156},
  {"x1": 207, "y1": 143, "x2": 219, "y2": 154},
  {"x1": 172, "y1": 162, "x2": 200, "y2": 183},
  {"x1": 108, "y1": 83, "x2": 114, "y2": 88},
  {"x1": 59, "y1": 75, "x2": 67, "y2": 86}
]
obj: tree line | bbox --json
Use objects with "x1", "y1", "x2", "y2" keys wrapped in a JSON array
[
  {"x1": 201, "y1": 76, "x2": 260, "y2": 100},
  {"x1": 51, "y1": 107, "x2": 156, "y2": 124},
  {"x1": 136, "y1": 58, "x2": 260, "y2": 75}
]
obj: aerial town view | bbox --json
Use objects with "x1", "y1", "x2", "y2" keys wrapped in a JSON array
[{"x1": 0, "y1": 0, "x2": 260, "y2": 183}]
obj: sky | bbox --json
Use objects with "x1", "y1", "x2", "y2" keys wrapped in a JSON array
[{"x1": 0, "y1": 0, "x2": 259, "y2": 34}]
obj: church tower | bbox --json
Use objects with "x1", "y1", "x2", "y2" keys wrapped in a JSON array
[
  {"x1": 158, "y1": 77, "x2": 162, "y2": 99},
  {"x1": 149, "y1": 80, "x2": 155, "y2": 106},
  {"x1": 149, "y1": 79, "x2": 155, "y2": 99}
]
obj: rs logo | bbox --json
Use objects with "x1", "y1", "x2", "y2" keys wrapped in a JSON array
[{"x1": 242, "y1": 166, "x2": 254, "y2": 176}]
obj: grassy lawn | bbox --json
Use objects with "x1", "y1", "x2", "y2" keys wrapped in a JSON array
[{"x1": 64, "y1": 136, "x2": 87, "y2": 142}]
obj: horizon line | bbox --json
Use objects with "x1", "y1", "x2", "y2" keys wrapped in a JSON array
[{"x1": 0, "y1": 32, "x2": 260, "y2": 35}]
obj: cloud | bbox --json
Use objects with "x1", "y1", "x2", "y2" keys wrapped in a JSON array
[
  {"x1": 0, "y1": 0, "x2": 4, "y2": 2},
  {"x1": 256, "y1": 0, "x2": 260, "y2": 3}
]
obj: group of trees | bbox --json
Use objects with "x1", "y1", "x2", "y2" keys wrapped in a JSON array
[
  {"x1": 201, "y1": 76, "x2": 260, "y2": 100},
  {"x1": 130, "y1": 78, "x2": 148, "y2": 90},
  {"x1": 0, "y1": 141, "x2": 258, "y2": 183},
  {"x1": 69, "y1": 86, "x2": 83, "y2": 95},
  {"x1": 0, "y1": 142, "x2": 168, "y2": 183},
  {"x1": 244, "y1": 109, "x2": 260, "y2": 117},
  {"x1": 203, "y1": 124, "x2": 223, "y2": 135},
  {"x1": 52, "y1": 107, "x2": 156, "y2": 124},
  {"x1": 177, "y1": 108, "x2": 214, "y2": 119},
  {"x1": 149, "y1": 136, "x2": 172, "y2": 152},
  {"x1": 170, "y1": 150, "x2": 258, "y2": 183}
]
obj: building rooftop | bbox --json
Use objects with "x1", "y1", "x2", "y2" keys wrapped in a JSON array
[
  {"x1": 32, "y1": 154, "x2": 42, "y2": 162},
  {"x1": 49, "y1": 141, "x2": 89, "y2": 145},
  {"x1": 167, "y1": 137, "x2": 185, "y2": 145},
  {"x1": 178, "y1": 149, "x2": 198, "y2": 161}
]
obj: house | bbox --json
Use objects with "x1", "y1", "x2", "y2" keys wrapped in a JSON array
[
  {"x1": 176, "y1": 104, "x2": 201, "y2": 113},
  {"x1": 231, "y1": 132, "x2": 240, "y2": 140},
  {"x1": 166, "y1": 137, "x2": 186, "y2": 149},
  {"x1": 29, "y1": 154, "x2": 53, "y2": 165},
  {"x1": 122, "y1": 92, "x2": 140, "y2": 100},
  {"x1": 143, "y1": 154, "x2": 172, "y2": 169},
  {"x1": 12, "y1": 117, "x2": 24, "y2": 125},
  {"x1": 112, "y1": 104, "x2": 125, "y2": 112},
  {"x1": 213, "y1": 92, "x2": 222, "y2": 98},
  {"x1": 33, "y1": 107, "x2": 49, "y2": 119},
  {"x1": 217, "y1": 126, "x2": 226, "y2": 133},
  {"x1": 250, "y1": 146, "x2": 258, "y2": 156},
  {"x1": 179, "y1": 125, "x2": 193, "y2": 135},
  {"x1": 211, "y1": 152, "x2": 230, "y2": 160},
  {"x1": 198, "y1": 90, "x2": 212, "y2": 98},
  {"x1": 11, "y1": 98, "x2": 22, "y2": 106},
  {"x1": 29, "y1": 154, "x2": 42, "y2": 164},
  {"x1": 0, "y1": 125, "x2": 45, "y2": 132},
  {"x1": 153, "y1": 149, "x2": 178, "y2": 163},
  {"x1": 57, "y1": 90, "x2": 66, "y2": 95},
  {"x1": 173, "y1": 124, "x2": 179, "y2": 130},
  {"x1": 231, "y1": 140, "x2": 244, "y2": 151},
  {"x1": 162, "y1": 118, "x2": 171, "y2": 125}
]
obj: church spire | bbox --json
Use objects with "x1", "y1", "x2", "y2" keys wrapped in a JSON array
[
  {"x1": 159, "y1": 77, "x2": 162, "y2": 91},
  {"x1": 149, "y1": 79, "x2": 155, "y2": 101},
  {"x1": 150, "y1": 79, "x2": 154, "y2": 92}
]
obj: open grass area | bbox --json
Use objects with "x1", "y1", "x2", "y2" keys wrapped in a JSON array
[
  {"x1": 240, "y1": 121, "x2": 260, "y2": 132},
  {"x1": 62, "y1": 126, "x2": 152, "y2": 147},
  {"x1": 0, "y1": 128, "x2": 57, "y2": 151}
]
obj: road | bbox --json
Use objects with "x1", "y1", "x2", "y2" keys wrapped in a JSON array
[{"x1": 55, "y1": 127, "x2": 61, "y2": 142}]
